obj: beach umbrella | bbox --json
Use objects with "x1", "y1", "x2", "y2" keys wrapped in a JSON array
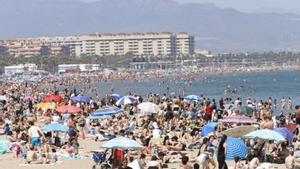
[
  {"x1": 91, "y1": 107, "x2": 124, "y2": 116},
  {"x1": 102, "y1": 136, "x2": 143, "y2": 149},
  {"x1": 71, "y1": 95, "x2": 90, "y2": 103},
  {"x1": 34, "y1": 103, "x2": 55, "y2": 110},
  {"x1": 89, "y1": 114, "x2": 113, "y2": 120},
  {"x1": 184, "y1": 95, "x2": 201, "y2": 101},
  {"x1": 244, "y1": 129, "x2": 286, "y2": 143},
  {"x1": 43, "y1": 94, "x2": 63, "y2": 103},
  {"x1": 116, "y1": 96, "x2": 136, "y2": 105},
  {"x1": 42, "y1": 123, "x2": 69, "y2": 132},
  {"x1": 240, "y1": 106, "x2": 254, "y2": 115},
  {"x1": 201, "y1": 122, "x2": 219, "y2": 137},
  {"x1": 137, "y1": 102, "x2": 160, "y2": 114},
  {"x1": 222, "y1": 126, "x2": 256, "y2": 138},
  {"x1": 274, "y1": 128, "x2": 294, "y2": 144},
  {"x1": 226, "y1": 137, "x2": 249, "y2": 160},
  {"x1": 24, "y1": 96, "x2": 35, "y2": 101},
  {"x1": 56, "y1": 105, "x2": 83, "y2": 114},
  {"x1": 219, "y1": 115, "x2": 257, "y2": 124},
  {"x1": 286, "y1": 123, "x2": 297, "y2": 133},
  {"x1": 110, "y1": 94, "x2": 122, "y2": 100}
]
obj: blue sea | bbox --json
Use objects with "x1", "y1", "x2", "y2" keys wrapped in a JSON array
[{"x1": 79, "y1": 70, "x2": 300, "y2": 103}]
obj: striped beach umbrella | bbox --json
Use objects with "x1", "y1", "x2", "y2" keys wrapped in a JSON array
[
  {"x1": 219, "y1": 115, "x2": 257, "y2": 124},
  {"x1": 226, "y1": 137, "x2": 249, "y2": 160},
  {"x1": 116, "y1": 96, "x2": 136, "y2": 105}
]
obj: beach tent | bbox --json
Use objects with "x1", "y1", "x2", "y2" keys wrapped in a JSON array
[
  {"x1": 226, "y1": 137, "x2": 249, "y2": 160},
  {"x1": 201, "y1": 122, "x2": 219, "y2": 137}
]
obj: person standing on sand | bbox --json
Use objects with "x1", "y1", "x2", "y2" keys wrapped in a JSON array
[{"x1": 217, "y1": 135, "x2": 228, "y2": 169}]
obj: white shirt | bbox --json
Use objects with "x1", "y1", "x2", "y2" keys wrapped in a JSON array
[
  {"x1": 152, "y1": 128, "x2": 161, "y2": 139},
  {"x1": 28, "y1": 126, "x2": 42, "y2": 138}
]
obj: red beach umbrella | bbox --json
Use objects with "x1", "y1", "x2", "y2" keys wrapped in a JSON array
[
  {"x1": 43, "y1": 94, "x2": 63, "y2": 103},
  {"x1": 56, "y1": 105, "x2": 83, "y2": 114}
]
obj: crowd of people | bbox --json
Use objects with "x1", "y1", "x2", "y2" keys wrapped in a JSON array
[{"x1": 0, "y1": 76, "x2": 299, "y2": 169}]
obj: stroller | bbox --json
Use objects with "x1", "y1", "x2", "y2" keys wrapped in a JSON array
[{"x1": 92, "y1": 150, "x2": 111, "y2": 169}]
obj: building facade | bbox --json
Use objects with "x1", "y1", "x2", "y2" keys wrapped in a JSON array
[
  {"x1": 4, "y1": 64, "x2": 38, "y2": 76},
  {"x1": 58, "y1": 64, "x2": 100, "y2": 74},
  {"x1": 0, "y1": 32, "x2": 195, "y2": 57}
]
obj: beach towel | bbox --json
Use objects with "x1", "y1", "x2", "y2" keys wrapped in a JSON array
[
  {"x1": 0, "y1": 140, "x2": 10, "y2": 154},
  {"x1": 19, "y1": 161, "x2": 63, "y2": 167}
]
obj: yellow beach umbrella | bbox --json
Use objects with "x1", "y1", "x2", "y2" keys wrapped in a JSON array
[{"x1": 34, "y1": 103, "x2": 55, "y2": 110}]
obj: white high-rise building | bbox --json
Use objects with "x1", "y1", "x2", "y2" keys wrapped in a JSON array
[{"x1": 0, "y1": 32, "x2": 195, "y2": 57}]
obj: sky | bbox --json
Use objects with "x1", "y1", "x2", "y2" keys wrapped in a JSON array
[
  {"x1": 174, "y1": 0, "x2": 300, "y2": 13},
  {"x1": 80, "y1": 0, "x2": 300, "y2": 13}
]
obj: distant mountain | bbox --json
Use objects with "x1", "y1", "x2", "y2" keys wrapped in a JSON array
[{"x1": 1, "y1": 0, "x2": 300, "y2": 52}]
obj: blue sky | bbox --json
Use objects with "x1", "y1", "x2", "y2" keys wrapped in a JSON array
[{"x1": 174, "y1": 0, "x2": 300, "y2": 12}]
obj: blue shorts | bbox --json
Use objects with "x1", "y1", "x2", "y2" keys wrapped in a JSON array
[{"x1": 31, "y1": 137, "x2": 41, "y2": 147}]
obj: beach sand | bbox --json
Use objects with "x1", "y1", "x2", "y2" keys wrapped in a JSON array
[{"x1": 0, "y1": 136, "x2": 288, "y2": 169}]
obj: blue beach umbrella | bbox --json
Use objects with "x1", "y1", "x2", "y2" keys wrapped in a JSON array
[
  {"x1": 71, "y1": 95, "x2": 90, "y2": 103},
  {"x1": 201, "y1": 122, "x2": 219, "y2": 137},
  {"x1": 110, "y1": 94, "x2": 122, "y2": 100},
  {"x1": 91, "y1": 107, "x2": 124, "y2": 116},
  {"x1": 42, "y1": 123, "x2": 69, "y2": 132},
  {"x1": 226, "y1": 137, "x2": 249, "y2": 160},
  {"x1": 184, "y1": 95, "x2": 201, "y2": 101},
  {"x1": 274, "y1": 128, "x2": 294, "y2": 144},
  {"x1": 102, "y1": 137, "x2": 143, "y2": 149},
  {"x1": 244, "y1": 129, "x2": 286, "y2": 143},
  {"x1": 116, "y1": 96, "x2": 136, "y2": 105},
  {"x1": 89, "y1": 114, "x2": 113, "y2": 120}
]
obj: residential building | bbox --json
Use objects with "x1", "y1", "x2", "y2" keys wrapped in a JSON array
[{"x1": 0, "y1": 32, "x2": 195, "y2": 57}]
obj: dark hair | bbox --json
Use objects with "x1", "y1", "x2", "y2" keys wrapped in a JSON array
[
  {"x1": 193, "y1": 163, "x2": 200, "y2": 169},
  {"x1": 151, "y1": 156, "x2": 158, "y2": 161},
  {"x1": 234, "y1": 156, "x2": 240, "y2": 163},
  {"x1": 182, "y1": 156, "x2": 189, "y2": 165}
]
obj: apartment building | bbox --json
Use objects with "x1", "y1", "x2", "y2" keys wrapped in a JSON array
[{"x1": 0, "y1": 32, "x2": 195, "y2": 57}]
